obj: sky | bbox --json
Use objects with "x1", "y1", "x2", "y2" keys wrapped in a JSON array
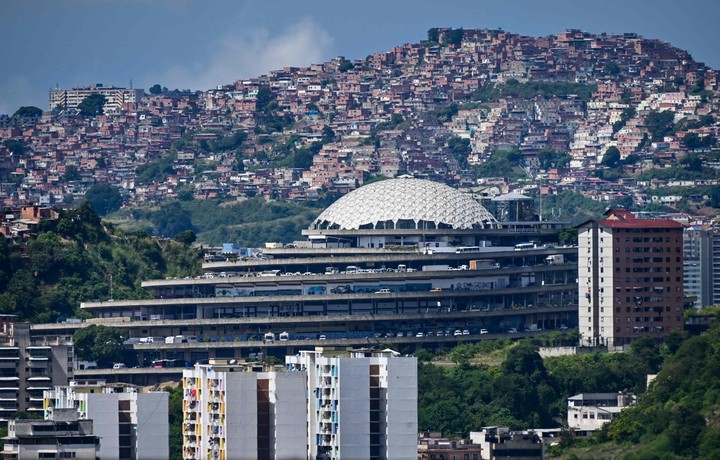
[{"x1": 1, "y1": 0, "x2": 719, "y2": 116}]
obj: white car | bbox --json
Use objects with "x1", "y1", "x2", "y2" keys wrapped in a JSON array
[
  {"x1": 480, "y1": 328, "x2": 489, "y2": 334},
  {"x1": 453, "y1": 330, "x2": 463, "y2": 336}
]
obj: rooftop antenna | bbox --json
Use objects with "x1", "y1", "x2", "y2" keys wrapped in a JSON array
[{"x1": 130, "y1": 79, "x2": 133, "y2": 89}]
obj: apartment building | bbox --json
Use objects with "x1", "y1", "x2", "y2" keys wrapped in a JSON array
[
  {"x1": 286, "y1": 348, "x2": 417, "y2": 460},
  {"x1": 0, "y1": 315, "x2": 73, "y2": 422},
  {"x1": 43, "y1": 380, "x2": 168, "y2": 460},
  {"x1": 578, "y1": 209, "x2": 685, "y2": 347},
  {"x1": 49, "y1": 84, "x2": 143, "y2": 113},
  {"x1": 1, "y1": 408, "x2": 100, "y2": 460},
  {"x1": 182, "y1": 362, "x2": 306, "y2": 460},
  {"x1": 683, "y1": 226, "x2": 714, "y2": 308}
]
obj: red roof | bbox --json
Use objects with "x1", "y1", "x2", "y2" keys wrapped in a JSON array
[
  {"x1": 597, "y1": 208, "x2": 684, "y2": 229},
  {"x1": 599, "y1": 219, "x2": 684, "y2": 229}
]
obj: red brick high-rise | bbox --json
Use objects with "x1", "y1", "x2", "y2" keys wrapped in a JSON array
[{"x1": 578, "y1": 209, "x2": 685, "y2": 347}]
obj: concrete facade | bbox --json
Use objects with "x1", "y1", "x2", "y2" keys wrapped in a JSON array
[
  {"x1": 1, "y1": 409, "x2": 100, "y2": 459},
  {"x1": 49, "y1": 84, "x2": 143, "y2": 113},
  {"x1": 0, "y1": 316, "x2": 73, "y2": 422},
  {"x1": 43, "y1": 380, "x2": 169, "y2": 460},
  {"x1": 286, "y1": 348, "x2": 417, "y2": 460},
  {"x1": 182, "y1": 363, "x2": 307, "y2": 460},
  {"x1": 567, "y1": 392, "x2": 636, "y2": 431},
  {"x1": 578, "y1": 209, "x2": 685, "y2": 347}
]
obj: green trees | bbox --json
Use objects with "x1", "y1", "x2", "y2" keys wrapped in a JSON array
[
  {"x1": 448, "y1": 137, "x2": 471, "y2": 169},
  {"x1": 293, "y1": 143, "x2": 320, "y2": 169},
  {"x1": 3, "y1": 139, "x2": 25, "y2": 155},
  {"x1": 443, "y1": 28, "x2": 464, "y2": 47},
  {"x1": 644, "y1": 110, "x2": 675, "y2": 142},
  {"x1": 85, "y1": 183, "x2": 123, "y2": 216},
  {"x1": 255, "y1": 87, "x2": 274, "y2": 113},
  {"x1": 62, "y1": 165, "x2": 81, "y2": 182},
  {"x1": 77, "y1": 94, "x2": 107, "y2": 117},
  {"x1": 205, "y1": 131, "x2": 247, "y2": 153},
  {"x1": 149, "y1": 84, "x2": 163, "y2": 95},
  {"x1": 473, "y1": 80, "x2": 597, "y2": 103},
  {"x1": 683, "y1": 132, "x2": 716, "y2": 150},
  {"x1": 12, "y1": 106, "x2": 42, "y2": 118},
  {"x1": 0, "y1": 203, "x2": 204, "y2": 322},
  {"x1": 538, "y1": 149, "x2": 571, "y2": 170},
  {"x1": 537, "y1": 190, "x2": 606, "y2": 224},
  {"x1": 166, "y1": 386, "x2": 184, "y2": 459},
  {"x1": 435, "y1": 103, "x2": 459, "y2": 123},
  {"x1": 173, "y1": 230, "x2": 196, "y2": 246},
  {"x1": 153, "y1": 202, "x2": 194, "y2": 238},
  {"x1": 472, "y1": 148, "x2": 526, "y2": 181},
  {"x1": 601, "y1": 146, "x2": 621, "y2": 168},
  {"x1": 419, "y1": 342, "x2": 560, "y2": 434},
  {"x1": 579, "y1": 326, "x2": 720, "y2": 458},
  {"x1": 73, "y1": 325, "x2": 128, "y2": 367},
  {"x1": 136, "y1": 154, "x2": 176, "y2": 185},
  {"x1": 338, "y1": 60, "x2": 354, "y2": 73}
]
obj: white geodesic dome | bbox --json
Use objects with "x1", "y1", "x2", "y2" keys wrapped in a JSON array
[{"x1": 310, "y1": 178, "x2": 496, "y2": 230}]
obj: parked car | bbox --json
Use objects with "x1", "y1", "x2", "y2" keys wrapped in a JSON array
[{"x1": 480, "y1": 328, "x2": 489, "y2": 334}]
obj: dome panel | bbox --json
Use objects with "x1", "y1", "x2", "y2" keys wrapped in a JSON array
[{"x1": 310, "y1": 178, "x2": 496, "y2": 230}]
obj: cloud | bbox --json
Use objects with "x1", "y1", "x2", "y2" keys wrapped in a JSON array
[{"x1": 152, "y1": 18, "x2": 333, "y2": 91}]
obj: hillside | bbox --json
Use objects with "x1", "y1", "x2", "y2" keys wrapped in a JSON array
[
  {"x1": 551, "y1": 323, "x2": 720, "y2": 459},
  {"x1": 0, "y1": 203, "x2": 203, "y2": 322}
]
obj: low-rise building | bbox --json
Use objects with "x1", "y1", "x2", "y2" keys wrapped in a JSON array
[
  {"x1": 418, "y1": 431, "x2": 483, "y2": 460},
  {"x1": 470, "y1": 427, "x2": 543, "y2": 460},
  {"x1": 1, "y1": 408, "x2": 100, "y2": 460},
  {"x1": 567, "y1": 392, "x2": 636, "y2": 431}
]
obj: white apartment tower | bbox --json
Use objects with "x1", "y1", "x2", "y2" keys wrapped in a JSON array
[
  {"x1": 182, "y1": 362, "x2": 306, "y2": 460},
  {"x1": 49, "y1": 84, "x2": 143, "y2": 112},
  {"x1": 43, "y1": 380, "x2": 169, "y2": 460},
  {"x1": 285, "y1": 348, "x2": 418, "y2": 460}
]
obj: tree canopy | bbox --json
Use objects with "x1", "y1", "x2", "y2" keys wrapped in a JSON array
[
  {"x1": 644, "y1": 110, "x2": 675, "y2": 142},
  {"x1": 472, "y1": 147, "x2": 526, "y2": 181},
  {"x1": 601, "y1": 146, "x2": 621, "y2": 168},
  {"x1": 473, "y1": 79, "x2": 597, "y2": 103},
  {"x1": 73, "y1": 325, "x2": 128, "y2": 367},
  {"x1": 12, "y1": 106, "x2": 42, "y2": 118},
  {"x1": 0, "y1": 205, "x2": 203, "y2": 322},
  {"x1": 77, "y1": 93, "x2": 107, "y2": 117},
  {"x1": 85, "y1": 183, "x2": 123, "y2": 216}
]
